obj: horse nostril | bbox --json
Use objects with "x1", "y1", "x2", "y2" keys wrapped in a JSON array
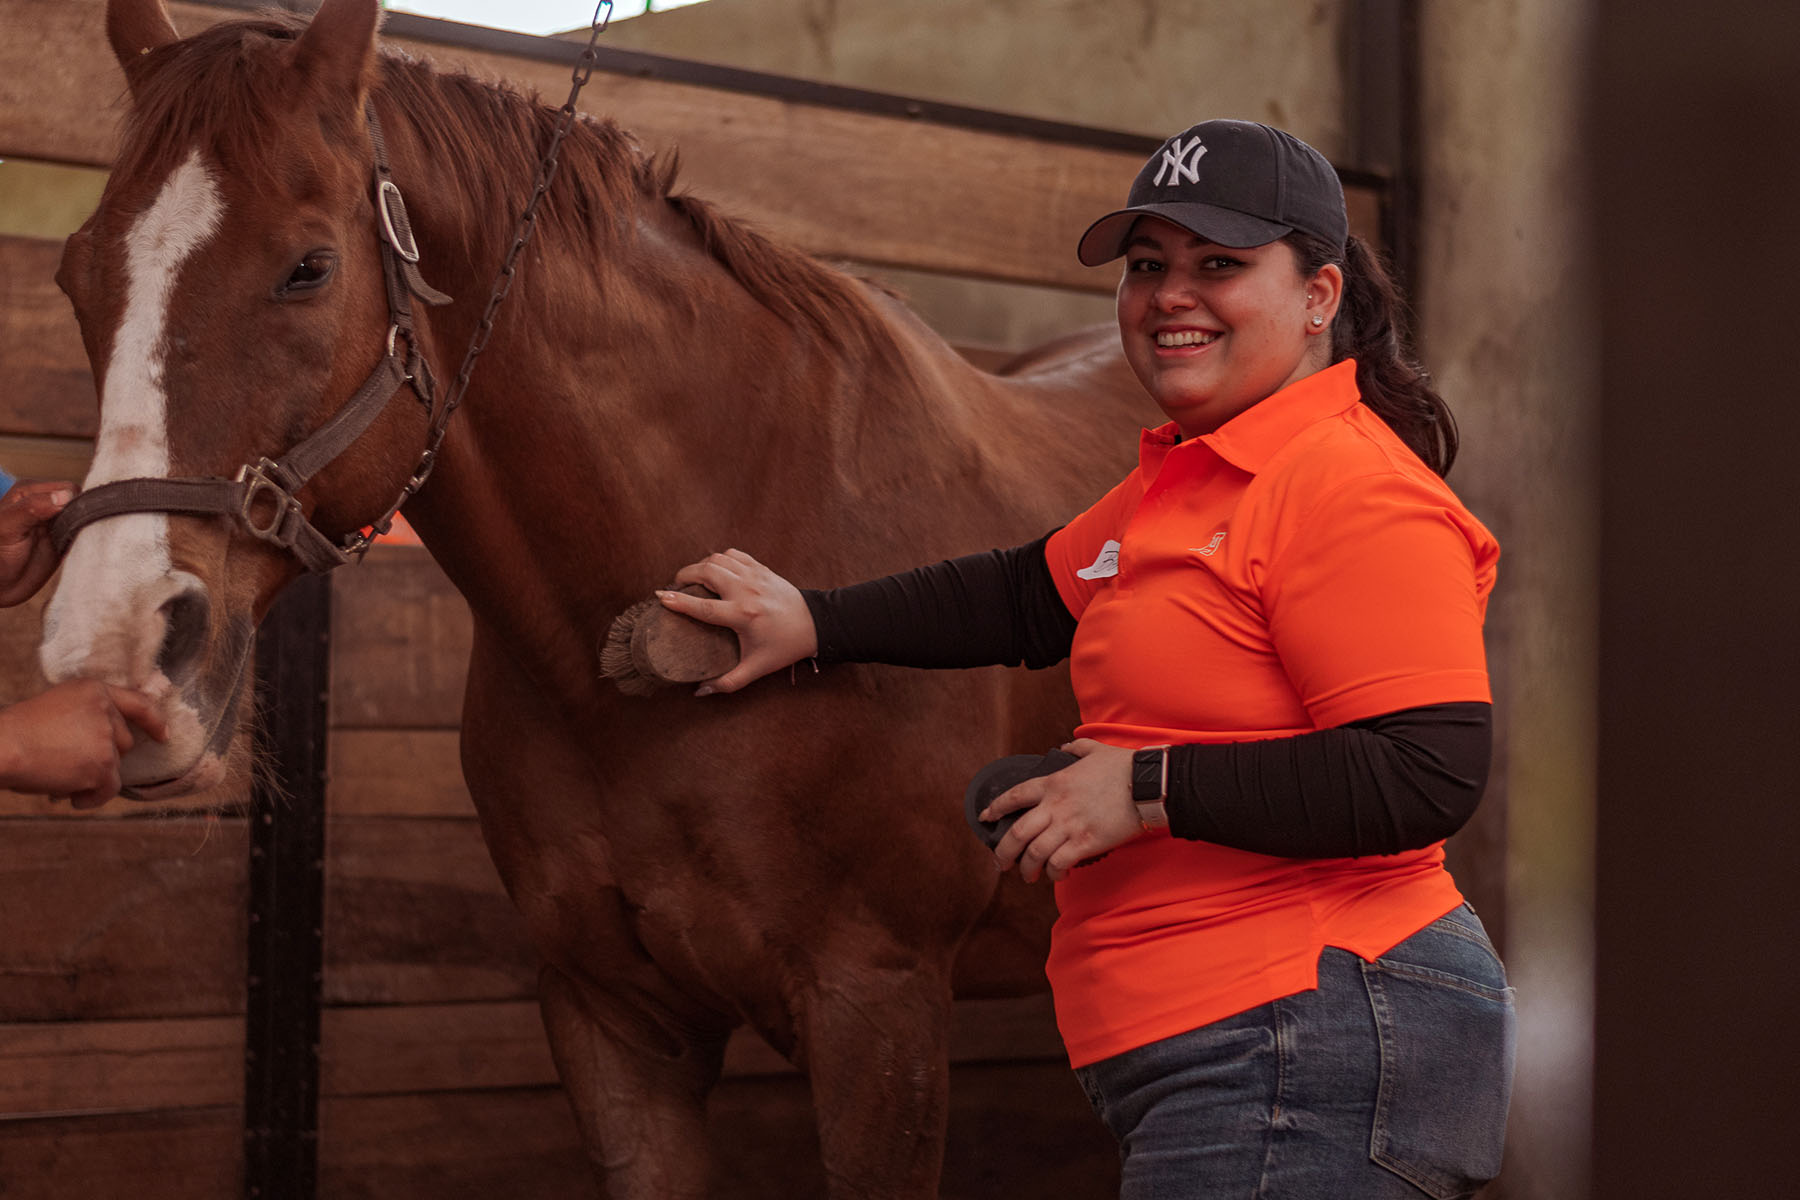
[{"x1": 157, "y1": 589, "x2": 211, "y2": 681}]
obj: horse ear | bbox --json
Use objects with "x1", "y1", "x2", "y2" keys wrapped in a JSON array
[
  {"x1": 106, "y1": 0, "x2": 180, "y2": 94},
  {"x1": 290, "y1": 0, "x2": 383, "y2": 104}
]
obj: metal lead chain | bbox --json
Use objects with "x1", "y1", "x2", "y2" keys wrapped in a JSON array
[{"x1": 417, "y1": 1, "x2": 614, "y2": 480}]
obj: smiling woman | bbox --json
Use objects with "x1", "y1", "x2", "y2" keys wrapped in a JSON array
[{"x1": 660, "y1": 117, "x2": 1514, "y2": 1198}]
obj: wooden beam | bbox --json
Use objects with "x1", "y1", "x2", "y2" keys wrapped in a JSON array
[
  {"x1": 321, "y1": 1002, "x2": 556, "y2": 1097},
  {"x1": 0, "y1": 2, "x2": 1379, "y2": 294},
  {"x1": 318, "y1": 992, "x2": 1065, "y2": 1100},
  {"x1": 328, "y1": 729, "x2": 472, "y2": 817},
  {"x1": 0, "y1": 2, "x2": 1127, "y2": 292},
  {"x1": 0, "y1": 1016, "x2": 241, "y2": 1117},
  {"x1": 0, "y1": 1106, "x2": 242, "y2": 1199},
  {"x1": 0, "y1": 819, "x2": 248, "y2": 1022},
  {"x1": 317, "y1": 1064, "x2": 1116, "y2": 1198},
  {"x1": 0, "y1": 435, "x2": 92, "y2": 482},
  {"x1": 0, "y1": 236, "x2": 95, "y2": 439},
  {"x1": 321, "y1": 816, "x2": 537, "y2": 1006},
  {"x1": 318, "y1": 1088, "x2": 589, "y2": 1197},
  {"x1": 328, "y1": 548, "x2": 470, "y2": 730}
]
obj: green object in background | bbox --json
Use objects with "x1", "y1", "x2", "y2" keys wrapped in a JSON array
[{"x1": 0, "y1": 158, "x2": 108, "y2": 239}]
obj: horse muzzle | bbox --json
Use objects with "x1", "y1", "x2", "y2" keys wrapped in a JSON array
[{"x1": 39, "y1": 516, "x2": 257, "y2": 802}]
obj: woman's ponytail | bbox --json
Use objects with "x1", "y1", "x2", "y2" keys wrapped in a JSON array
[{"x1": 1287, "y1": 233, "x2": 1458, "y2": 477}]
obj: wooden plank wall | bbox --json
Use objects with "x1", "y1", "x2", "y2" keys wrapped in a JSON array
[
  {"x1": 0, "y1": 3, "x2": 1383, "y2": 1196},
  {"x1": 0, "y1": 221, "x2": 251, "y2": 1195}
]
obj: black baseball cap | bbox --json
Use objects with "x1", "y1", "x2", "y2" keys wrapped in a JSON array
[{"x1": 1077, "y1": 119, "x2": 1348, "y2": 266}]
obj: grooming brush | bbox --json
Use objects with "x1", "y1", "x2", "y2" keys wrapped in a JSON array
[{"x1": 600, "y1": 584, "x2": 740, "y2": 695}]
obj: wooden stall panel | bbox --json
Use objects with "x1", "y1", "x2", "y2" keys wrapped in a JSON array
[
  {"x1": 329, "y1": 547, "x2": 471, "y2": 731},
  {"x1": 323, "y1": 815, "x2": 536, "y2": 1006},
  {"x1": 0, "y1": 819, "x2": 249, "y2": 1022},
  {"x1": 319, "y1": 993, "x2": 1067, "y2": 1102},
  {"x1": 939, "y1": 1063, "x2": 1119, "y2": 1198},
  {"x1": 1, "y1": 3, "x2": 1385, "y2": 295},
  {"x1": 0, "y1": 234, "x2": 95, "y2": 439},
  {"x1": 321, "y1": 1001, "x2": 553, "y2": 1097},
  {"x1": 0, "y1": 1015, "x2": 241, "y2": 1116},
  {"x1": 319, "y1": 1065, "x2": 1114, "y2": 1199},
  {"x1": 328, "y1": 728, "x2": 472, "y2": 818},
  {"x1": 3, "y1": 2, "x2": 1128, "y2": 293},
  {"x1": 319, "y1": 1088, "x2": 590, "y2": 1200},
  {"x1": 0, "y1": 1107, "x2": 241, "y2": 1200}
]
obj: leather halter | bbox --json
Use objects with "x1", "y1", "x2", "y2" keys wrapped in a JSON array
[{"x1": 50, "y1": 108, "x2": 452, "y2": 573}]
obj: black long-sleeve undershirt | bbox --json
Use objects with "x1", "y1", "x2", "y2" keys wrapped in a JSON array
[{"x1": 800, "y1": 535, "x2": 1490, "y2": 859}]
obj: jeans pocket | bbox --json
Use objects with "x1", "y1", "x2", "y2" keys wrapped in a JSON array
[{"x1": 1361, "y1": 919, "x2": 1517, "y2": 1199}]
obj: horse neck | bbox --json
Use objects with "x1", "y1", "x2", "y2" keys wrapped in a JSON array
[{"x1": 380, "y1": 102, "x2": 989, "y2": 689}]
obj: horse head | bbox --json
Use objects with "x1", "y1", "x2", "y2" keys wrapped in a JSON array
[{"x1": 43, "y1": 0, "x2": 439, "y2": 797}]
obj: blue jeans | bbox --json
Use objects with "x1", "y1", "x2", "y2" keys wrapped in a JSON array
[{"x1": 1072, "y1": 904, "x2": 1515, "y2": 1199}]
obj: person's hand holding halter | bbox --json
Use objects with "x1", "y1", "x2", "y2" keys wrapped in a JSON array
[
  {"x1": 0, "y1": 480, "x2": 76, "y2": 606},
  {"x1": 0, "y1": 479, "x2": 168, "y2": 805}
]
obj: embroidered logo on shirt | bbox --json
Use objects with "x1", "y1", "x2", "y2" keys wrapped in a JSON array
[
  {"x1": 1191, "y1": 532, "x2": 1227, "y2": 557},
  {"x1": 1153, "y1": 136, "x2": 1208, "y2": 187},
  {"x1": 1076, "y1": 539, "x2": 1121, "y2": 580}
]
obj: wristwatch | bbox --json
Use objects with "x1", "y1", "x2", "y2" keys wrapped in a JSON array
[{"x1": 1130, "y1": 745, "x2": 1172, "y2": 831}]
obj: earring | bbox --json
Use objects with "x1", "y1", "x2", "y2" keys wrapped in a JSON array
[{"x1": 1310, "y1": 315, "x2": 1324, "y2": 327}]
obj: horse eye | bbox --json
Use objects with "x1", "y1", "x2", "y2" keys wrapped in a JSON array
[{"x1": 277, "y1": 252, "x2": 335, "y2": 296}]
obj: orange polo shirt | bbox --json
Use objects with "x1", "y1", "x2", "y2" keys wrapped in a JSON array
[{"x1": 1041, "y1": 359, "x2": 1499, "y2": 1067}]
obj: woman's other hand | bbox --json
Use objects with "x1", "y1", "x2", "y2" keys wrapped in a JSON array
[
  {"x1": 984, "y1": 739, "x2": 1143, "y2": 882},
  {"x1": 0, "y1": 481, "x2": 76, "y2": 607},
  {"x1": 659, "y1": 549, "x2": 818, "y2": 695},
  {"x1": 0, "y1": 679, "x2": 170, "y2": 808}
]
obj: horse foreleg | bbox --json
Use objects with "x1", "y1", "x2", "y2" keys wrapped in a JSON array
[
  {"x1": 459, "y1": 629, "x2": 733, "y2": 1197},
  {"x1": 538, "y1": 962, "x2": 730, "y2": 1198},
  {"x1": 795, "y1": 963, "x2": 955, "y2": 1199}
]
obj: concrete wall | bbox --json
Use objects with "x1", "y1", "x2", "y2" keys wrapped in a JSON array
[
  {"x1": 1416, "y1": 5, "x2": 1596, "y2": 1198},
  {"x1": 605, "y1": 0, "x2": 1350, "y2": 149}
]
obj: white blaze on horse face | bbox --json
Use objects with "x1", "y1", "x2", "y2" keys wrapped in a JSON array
[{"x1": 41, "y1": 149, "x2": 223, "y2": 696}]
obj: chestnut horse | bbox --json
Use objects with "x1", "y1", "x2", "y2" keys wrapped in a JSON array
[{"x1": 45, "y1": 0, "x2": 1153, "y2": 1193}]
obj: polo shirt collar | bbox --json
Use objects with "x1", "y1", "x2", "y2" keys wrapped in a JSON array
[{"x1": 1138, "y1": 359, "x2": 1363, "y2": 476}]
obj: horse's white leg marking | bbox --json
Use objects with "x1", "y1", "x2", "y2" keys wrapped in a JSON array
[{"x1": 41, "y1": 149, "x2": 223, "y2": 691}]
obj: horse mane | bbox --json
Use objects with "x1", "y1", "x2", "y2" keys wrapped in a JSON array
[{"x1": 114, "y1": 14, "x2": 916, "y2": 365}]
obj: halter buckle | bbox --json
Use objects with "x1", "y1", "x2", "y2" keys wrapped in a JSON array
[
  {"x1": 235, "y1": 460, "x2": 303, "y2": 545},
  {"x1": 377, "y1": 180, "x2": 422, "y2": 264}
]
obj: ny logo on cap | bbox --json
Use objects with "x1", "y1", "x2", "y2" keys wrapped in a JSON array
[{"x1": 1153, "y1": 135, "x2": 1208, "y2": 187}]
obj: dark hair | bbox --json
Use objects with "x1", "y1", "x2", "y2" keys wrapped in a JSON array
[{"x1": 1285, "y1": 232, "x2": 1458, "y2": 477}]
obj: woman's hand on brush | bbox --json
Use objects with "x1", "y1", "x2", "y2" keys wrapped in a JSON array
[{"x1": 660, "y1": 549, "x2": 817, "y2": 695}]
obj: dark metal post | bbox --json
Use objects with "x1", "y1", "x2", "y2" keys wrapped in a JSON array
[
  {"x1": 1345, "y1": 0, "x2": 1422, "y2": 292},
  {"x1": 243, "y1": 573, "x2": 331, "y2": 1200}
]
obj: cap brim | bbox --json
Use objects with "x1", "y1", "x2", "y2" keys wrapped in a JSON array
[{"x1": 1076, "y1": 203, "x2": 1293, "y2": 266}]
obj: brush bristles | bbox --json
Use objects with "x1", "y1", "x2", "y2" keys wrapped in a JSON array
[{"x1": 599, "y1": 596, "x2": 666, "y2": 696}]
